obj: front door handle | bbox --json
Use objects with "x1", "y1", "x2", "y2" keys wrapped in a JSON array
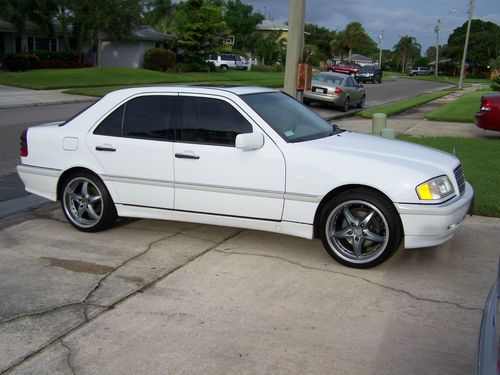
[
  {"x1": 96, "y1": 146, "x2": 116, "y2": 152},
  {"x1": 175, "y1": 153, "x2": 200, "y2": 160}
]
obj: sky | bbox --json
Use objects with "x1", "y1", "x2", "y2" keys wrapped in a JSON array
[{"x1": 244, "y1": 0, "x2": 500, "y2": 54}]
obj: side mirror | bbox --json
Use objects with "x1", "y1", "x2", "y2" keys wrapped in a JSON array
[{"x1": 235, "y1": 133, "x2": 264, "y2": 151}]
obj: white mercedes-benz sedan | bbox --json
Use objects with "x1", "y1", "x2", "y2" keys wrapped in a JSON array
[{"x1": 17, "y1": 86, "x2": 474, "y2": 268}]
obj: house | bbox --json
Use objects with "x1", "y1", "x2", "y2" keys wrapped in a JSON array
[
  {"x1": 257, "y1": 20, "x2": 290, "y2": 41},
  {"x1": 0, "y1": 19, "x2": 67, "y2": 59},
  {"x1": 0, "y1": 18, "x2": 173, "y2": 69},
  {"x1": 101, "y1": 26, "x2": 174, "y2": 68},
  {"x1": 329, "y1": 54, "x2": 375, "y2": 66}
]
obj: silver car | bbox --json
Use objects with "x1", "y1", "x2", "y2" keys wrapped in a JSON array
[{"x1": 304, "y1": 72, "x2": 366, "y2": 112}]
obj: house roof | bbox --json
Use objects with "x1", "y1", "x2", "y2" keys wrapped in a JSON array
[
  {"x1": 0, "y1": 18, "x2": 65, "y2": 35},
  {"x1": 128, "y1": 26, "x2": 175, "y2": 42},
  {"x1": 257, "y1": 20, "x2": 288, "y2": 31}
]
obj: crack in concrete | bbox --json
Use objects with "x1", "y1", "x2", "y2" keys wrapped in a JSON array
[
  {"x1": 81, "y1": 232, "x2": 178, "y2": 319},
  {"x1": 213, "y1": 249, "x2": 483, "y2": 312},
  {"x1": 0, "y1": 302, "x2": 84, "y2": 324},
  {"x1": 2, "y1": 228, "x2": 244, "y2": 374},
  {"x1": 60, "y1": 340, "x2": 77, "y2": 375}
]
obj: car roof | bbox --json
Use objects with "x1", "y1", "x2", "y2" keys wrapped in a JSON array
[
  {"x1": 317, "y1": 71, "x2": 349, "y2": 78},
  {"x1": 102, "y1": 86, "x2": 278, "y2": 101}
]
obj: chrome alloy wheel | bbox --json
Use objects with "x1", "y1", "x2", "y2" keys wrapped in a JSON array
[
  {"x1": 63, "y1": 177, "x2": 103, "y2": 228},
  {"x1": 325, "y1": 200, "x2": 389, "y2": 264}
]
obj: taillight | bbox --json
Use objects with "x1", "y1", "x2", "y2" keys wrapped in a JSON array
[
  {"x1": 480, "y1": 99, "x2": 493, "y2": 111},
  {"x1": 334, "y1": 87, "x2": 343, "y2": 94},
  {"x1": 20, "y1": 128, "x2": 28, "y2": 157}
]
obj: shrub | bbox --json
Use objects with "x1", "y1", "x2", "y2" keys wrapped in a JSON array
[
  {"x1": 491, "y1": 77, "x2": 500, "y2": 91},
  {"x1": 143, "y1": 48, "x2": 176, "y2": 71},
  {"x1": 30, "y1": 50, "x2": 77, "y2": 62},
  {"x1": 4, "y1": 53, "x2": 40, "y2": 71}
]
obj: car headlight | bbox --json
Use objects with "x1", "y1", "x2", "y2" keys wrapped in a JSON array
[{"x1": 416, "y1": 176, "x2": 455, "y2": 200}]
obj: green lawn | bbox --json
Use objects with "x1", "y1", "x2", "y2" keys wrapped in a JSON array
[
  {"x1": 399, "y1": 135, "x2": 500, "y2": 217},
  {"x1": 400, "y1": 74, "x2": 492, "y2": 85},
  {"x1": 64, "y1": 78, "x2": 284, "y2": 97},
  {"x1": 425, "y1": 90, "x2": 494, "y2": 123},
  {"x1": 358, "y1": 90, "x2": 454, "y2": 118},
  {"x1": 0, "y1": 67, "x2": 284, "y2": 90}
]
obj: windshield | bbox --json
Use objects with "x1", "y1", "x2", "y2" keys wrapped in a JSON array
[{"x1": 242, "y1": 92, "x2": 341, "y2": 143}]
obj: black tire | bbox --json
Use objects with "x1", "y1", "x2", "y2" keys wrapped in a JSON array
[
  {"x1": 356, "y1": 95, "x2": 365, "y2": 108},
  {"x1": 303, "y1": 98, "x2": 311, "y2": 106},
  {"x1": 319, "y1": 188, "x2": 403, "y2": 268},
  {"x1": 341, "y1": 97, "x2": 350, "y2": 112},
  {"x1": 220, "y1": 65, "x2": 228, "y2": 70},
  {"x1": 60, "y1": 171, "x2": 117, "y2": 232}
]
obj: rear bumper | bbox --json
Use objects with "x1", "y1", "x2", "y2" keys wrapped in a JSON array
[
  {"x1": 396, "y1": 182, "x2": 474, "y2": 248},
  {"x1": 304, "y1": 91, "x2": 343, "y2": 105},
  {"x1": 17, "y1": 164, "x2": 60, "y2": 201},
  {"x1": 475, "y1": 111, "x2": 500, "y2": 132}
]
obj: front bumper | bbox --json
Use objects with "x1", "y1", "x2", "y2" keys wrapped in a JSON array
[{"x1": 396, "y1": 181, "x2": 474, "y2": 248}]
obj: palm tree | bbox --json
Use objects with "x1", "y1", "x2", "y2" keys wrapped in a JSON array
[{"x1": 393, "y1": 35, "x2": 421, "y2": 73}]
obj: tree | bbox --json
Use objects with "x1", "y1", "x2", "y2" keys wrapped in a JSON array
[
  {"x1": 2, "y1": 0, "x2": 58, "y2": 52},
  {"x1": 442, "y1": 19, "x2": 500, "y2": 73},
  {"x1": 223, "y1": 0, "x2": 264, "y2": 53},
  {"x1": 336, "y1": 22, "x2": 376, "y2": 61},
  {"x1": 60, "y1": 0, "x2": 141, "y2": 63},
  {"x1": 425, "y1": 46, "x2": 436, "y2": 60},
  {"x1": 393, "y1": 35, "x2": 421, "y2": 73},
  {"x1": 305, "y1": 23, "x2": 336, "y2": 57},
  {"x1": 169, "y1": 0, "x2": 226, "y2": 70},
  {"x1": 254, "y1": 30, "x2": 285, "y2": 65},
  {"x1": 142, "y1": 0, "x2": 172, "y2": 26}
]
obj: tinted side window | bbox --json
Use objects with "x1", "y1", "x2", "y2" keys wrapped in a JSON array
[
  {"x1": 94, "y1": 104, "x2": 125, "y2": 136},
  {"x1": 123, "y1": 96, "x2": 175, "y2": 140},
  {"x1": 181, "y1": 97, "x2": 252, "y2": 146},
  {"x1": 221, "y1": 54, "x2": 234, "y2": 61}
]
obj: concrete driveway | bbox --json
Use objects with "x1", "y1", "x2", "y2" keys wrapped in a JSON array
[{"x1": 1, "y1": 204, "x2": 498, "y2": 374}]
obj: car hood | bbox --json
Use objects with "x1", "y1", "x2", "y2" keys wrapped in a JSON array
[{"x1": 307, "y1": 130, "x2": 458, "y2": 171}]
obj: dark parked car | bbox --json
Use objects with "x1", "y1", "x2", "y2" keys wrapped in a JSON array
[
  {"x1": 356, "y1": 65, "x2": 382, "y2": 84},
  {"x1": 475, "y1": 93, "x2": 500, "y2": 132},
  {"x1": 477, "y1": 258, "x2": 499, "y2": 375}
]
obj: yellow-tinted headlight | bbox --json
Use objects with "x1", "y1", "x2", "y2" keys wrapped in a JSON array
[{"x1": 416, "y1": 176, "x2": 455, "y2": 200}]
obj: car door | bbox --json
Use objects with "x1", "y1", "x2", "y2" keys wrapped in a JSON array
[
  {"x1": 87, "y1": 94, "x2": 176, "y2": 209},
  {"x1": 346, "y1": 77, "x2": 362, "y2": 104},
  {"x1": 173, "y1": 94, "x2": 285, "y2": 220}
]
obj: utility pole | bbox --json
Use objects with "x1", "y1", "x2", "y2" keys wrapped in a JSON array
[
  {"x1": 378, "y1": 30, "x2": 384, "y2": 67},
  {"x1": 434, "y1": 19, "x2": 440, "y2": 78},
  {"x1": 458, "y1": 0, "x2": 475, "y2": 90},
  {"x1": 283, "y1": 0, "x2": 306, "y2": 97}
]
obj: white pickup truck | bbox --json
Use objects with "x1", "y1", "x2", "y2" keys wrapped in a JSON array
[{"x1": 408, "y1": 67, "x2": 432, "y2": 76}]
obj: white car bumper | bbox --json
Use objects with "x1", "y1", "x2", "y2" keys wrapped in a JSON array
[
  {"x1": 17, "y1": 164, "x2": 60, "y2": 201},
  {"x1": 396, "y1": 182, "x2": 474, "y2": 248}
]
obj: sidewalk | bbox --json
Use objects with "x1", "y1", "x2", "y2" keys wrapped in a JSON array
[
  {"x1": 336, "y1": 84, "x2": 500, "y2": 139},
  {"x1": 0, "y1": 84, "x2": 94, "y2": 108}
]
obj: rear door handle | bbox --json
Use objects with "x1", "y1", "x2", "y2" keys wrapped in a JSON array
[
  {"x1": 96, "y1": 146, "x2": 116, "y2": 152},
  {"x1": 175, "y1": 153, "x2": 200, "y2": 160}
]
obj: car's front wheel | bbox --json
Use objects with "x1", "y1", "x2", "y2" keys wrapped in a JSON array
[
  {"x1": 61, "y1": 172, "x2": 117, "y2": 232},
  {"x1": 319, "y1": 189, "x2": 403, "y2": 268},
  {"x1": 357, "y1": 95, "x2": 365, "y2": 108}
]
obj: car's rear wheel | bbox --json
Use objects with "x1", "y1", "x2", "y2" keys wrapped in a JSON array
[
  {"x1": 319, "y1": 188, "x2": 403, "y2": 268},
  {"x1": 61, "y1": 172, "x2": 117, "y2": 232},
  {"x1": 303, "y1": 98, "x2": 311, "y2": 106},
  {"x1": 220, "y1": 64, "x2": 228, "y2": 70},
  {"x1": 341, "y1": 97, "x2": 350, "y2": 112}
]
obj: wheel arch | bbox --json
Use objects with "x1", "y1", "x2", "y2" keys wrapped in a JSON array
[
  {"x1": 57, "y1": 167, "x2": 103, "y2": 201},
  {"x1": 312, "y1": 184, "x2": 402, "y2": 238}
]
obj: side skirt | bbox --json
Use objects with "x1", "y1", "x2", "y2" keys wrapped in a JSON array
[{"x1": 116, "y1": 204, "x2": 314, "y2": 240}]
